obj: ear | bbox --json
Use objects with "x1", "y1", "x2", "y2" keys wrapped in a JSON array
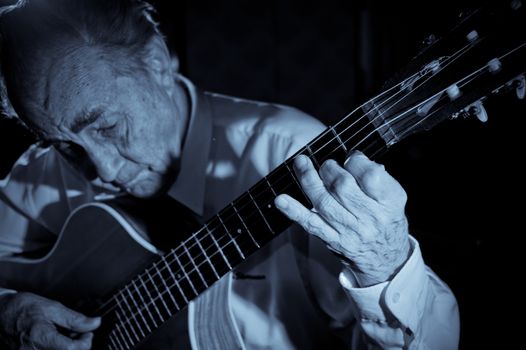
[{"x1": 143, "y1": 36, "x2": 178, "y2": 96}]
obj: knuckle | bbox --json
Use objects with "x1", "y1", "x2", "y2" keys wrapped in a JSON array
[
  {"x1": 360, "y1": 167, "x2": 385, "y2": 190},
  {"x1": 305, "y1": 214, "x2": 321, "y2": 233},
  {"x1": 397, "y1": 189, "x2": 408, "y2": 206},
  {"x1": 334, "y1": 174, "x2": 353, "y2": 191}
]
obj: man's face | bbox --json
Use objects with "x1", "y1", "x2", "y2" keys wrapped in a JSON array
[{"x1": 26, "y1": 47, "x2": 188, "y2": 198}]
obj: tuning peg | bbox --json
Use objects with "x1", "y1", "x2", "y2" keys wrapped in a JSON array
[
  {"x1": 511, "y1": 0, "x2": 522, "y2": 11},
  {"x1": 466, "y1": 30, "x2": 479, "y2": 43},
  {"x1": 423, "y1": 34, "x2": 437, "y2": 46},
  {"x1": 488, "y1": 58, "x2": 502, "y2": 74},
  {"x1": 468, "y1": 101, "x2": 488, "y2": 123},
  {"x1": 513, "y1": 74, "x2": 525, "y2": 99}
]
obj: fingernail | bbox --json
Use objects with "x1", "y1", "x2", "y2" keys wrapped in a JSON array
[
  {"x1": 352, "y1": 150, "x2": 364, "y2": 156},
  {"x1": 275, "y1": 196, "x2": 288, "y2": 209}
]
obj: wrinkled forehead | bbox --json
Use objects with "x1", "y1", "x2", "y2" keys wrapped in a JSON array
[
  {"x1": 47, "y1": 47, "x2": 117, "y2": 108},
  {"x1": 32, "y1": 46, "x2": 127, "y2": 138}
]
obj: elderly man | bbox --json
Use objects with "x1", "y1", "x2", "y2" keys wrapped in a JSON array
[{"x1": 0, "y1": 0, "x2": 459, "y2": 349}]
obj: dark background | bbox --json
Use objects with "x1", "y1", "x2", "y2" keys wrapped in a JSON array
[{"x1": 1, "y1": 0, "x2": 523, "y2": 348}]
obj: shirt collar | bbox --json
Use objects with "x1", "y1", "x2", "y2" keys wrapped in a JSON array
[{"x1": 167, "y1": 75, "x2": 212, "y2": 217}]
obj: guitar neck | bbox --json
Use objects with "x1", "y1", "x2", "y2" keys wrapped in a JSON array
[
  {"x1": 99, "y1": 109, "x2": 389, "y2": 349},
  {"x1": 98, "y1": 3, "x2": 526, "y2": 344}
]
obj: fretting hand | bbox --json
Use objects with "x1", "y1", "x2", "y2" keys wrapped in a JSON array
[{"x1": 275, "y1": 151, "x2": 411, "y2": 287}]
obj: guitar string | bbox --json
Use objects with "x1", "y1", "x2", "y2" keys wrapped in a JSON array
[
  {"x1": 93, "y1": 39, "x2": 478, "y2": 322},
  {"x1": 105, "y1": 38, "x2": 526, "y2": 336},
  {"x1": 99, "y1": 65, "x2": 493, "y2": 338},
  {"x1": 96, "y1": 43, "x2": 487, "y2": 338},
  {"x1": 101, "y1": 40, "x2": 526, "y2": 347},
  {"x1": 102, "y1": 135, "x2": 375, "y2": 349},
  {"x1": 107, "y1": 35, "x2": 526, "y2": 347},
  {"x1": 102, "y1": 66, "x2": 494, "y2": 339}
]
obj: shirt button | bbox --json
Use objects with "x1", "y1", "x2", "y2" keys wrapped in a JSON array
[{"x1": 392, "y1": 292, "x2": 400, "y2": 303}]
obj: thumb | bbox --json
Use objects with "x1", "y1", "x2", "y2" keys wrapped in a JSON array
[{"x1": 50, "y1": 304, "x2": 101, "y2": 333}]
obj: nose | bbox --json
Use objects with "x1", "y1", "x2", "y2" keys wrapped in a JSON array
[{"x1": 85, "y1": 145, "x2": 123, "y2": 183}]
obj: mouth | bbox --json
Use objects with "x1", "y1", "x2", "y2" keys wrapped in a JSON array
[{"x1": 116, "y1": 170, "x2": 147, "y2": 192}]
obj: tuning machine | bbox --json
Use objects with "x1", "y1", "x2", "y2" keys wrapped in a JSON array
[
  {"x1": 492, "y1": 74, "x2": 525, "y2": 99},
  {"x1": 513, "y1": 74, "x2": 525, "y2": 99},
  {"x1": 452, "y1": 100, "x2": 488, "y2": 123}
]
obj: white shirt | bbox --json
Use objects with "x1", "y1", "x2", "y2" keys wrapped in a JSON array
[{"x1": 0, "y1": 76, "x2": 459, "y2": 349}]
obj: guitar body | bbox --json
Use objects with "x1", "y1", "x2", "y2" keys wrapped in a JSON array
[
  {"x1": 1, "y1": 198, "x2": 199, "y2": 349},
  {"x1": 0, "y1": 202, "x2": 159, "y2": 307}
]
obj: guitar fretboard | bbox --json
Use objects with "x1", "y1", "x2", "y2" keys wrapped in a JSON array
[{"x1": 101, "y1": 111, "x2": 387, "y2": 349}]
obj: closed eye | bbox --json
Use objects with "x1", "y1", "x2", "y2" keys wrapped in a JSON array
[{"x1": 97, "y1": 122, "x2": 118, "y2": 137}]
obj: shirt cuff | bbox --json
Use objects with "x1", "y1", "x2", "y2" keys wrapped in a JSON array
[{"x1": 339, "y1": 235, "x2": 428, "y2": 333}]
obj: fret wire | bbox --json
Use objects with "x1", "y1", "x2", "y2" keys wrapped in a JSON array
[
  {"x1": 131, "y1": 279, "x2": 158, "y2": 328},
  {"x1": 205, "y1": 224, "x2": 232, "y2": 269},
  {"x1": 161, "y1": 255, "x2": 189, "y2": 303},
  {"x1": 305, "y1": 144, "x2": 320, "y2": 168},
  {"x1": 100, "y1": 43, "x2": 470, "y2": 318},
  {"x1": 181, "y1": 241, "x2": 208, "y2": 288},
  {"x1": 114, "y1": 295, "x2": 139, "y2": 345},
  {"x1": 109, "y1": 336, "x2": 120, "y2": 350},
  {"x1": 284, "y1": 162, "x2": 309, "y2": 201},
  {"x1": 104, "y1": 194, "x2": 302, "y2": 340},
  {"x1": 247, "y1": 189, "x2": 274, "y2": 234},
  {"x1": 118, "y1": 290, "x2": 146, "y2": 339},
  {"x1": 217, "y1": 214, "x2": 245, "y2": 259},
  {"x1": 101, "y1": 136, "x2": 385, "y2": 325},
  {"x1": 330, "y1": 125, "x2": 348, "y2": 153},
  {"x1": 112, "y1": 328, "x2": 128, "y2": 350},
  {"x1": 124, "y1": 286, "x2": 151, "y2": 334},
  {"x1": 194, "y1": 234, "x2": 220, "y2": 280},
  {"x1": 114, "y1": 320, "x2": 133, "y2": 350},
  {"x1": 173, "y1": 250, "x2": 199, "y2": 295},
  {"x1": 147, "y1": 266, "x2": 172, "y2": 315},
  {"x1": 231, "y1": 203, "x2": 260, "y2": 248},
  {"x1": 115, "y1": 305, "x2": 139, "y2": 345},
  {"x1": 153, "y1": 262, "x2": 181, "y2": 310},
  {"x1": 138, "y1": 274, "x2": 165, "y2": 323},
  {"x1": 99, "y1": 115, "x2": 391, "y2": 326},
  {"x1": 96, "y1": 85, "x2": 400, "y2": 319},
  {"x1": 264, "y1": 176, "x2": 277, "y2": 197}
]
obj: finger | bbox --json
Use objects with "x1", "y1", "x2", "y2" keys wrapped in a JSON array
[
  {"x1": 33, "y1": 325, "x2": 92, "y2": 350},
  {"x1": 319, "y1": 159, "x2": 371, "y2": 212},
  {"x1": 344, "y1": 151, "x2": 406, "y2": 206},
  {"x1": 293, "y1": 156, "x2": 357, "y2": 230},
  {"x1": 293, "y1": 155, "x2": 327, "y2": 203},
  {"x1": 77, "y1": 332, "x2": 94, "y2": 349},
  {"x1": 275, "y1": 194, "x2": 340, "y2": 244},
  {"x1": 47, "y1": 303, "x2": 101, "y2": 333}
]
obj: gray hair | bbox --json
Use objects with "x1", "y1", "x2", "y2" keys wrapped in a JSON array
[{"x1": 0, "y1": 0, "x2": 162, "y2": 125}]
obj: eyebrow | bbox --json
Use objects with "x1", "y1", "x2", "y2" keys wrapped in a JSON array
[{"x1": 70, "y1": 108, "x2": 104, "y2": 133}]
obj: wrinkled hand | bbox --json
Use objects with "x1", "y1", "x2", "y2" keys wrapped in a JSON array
[
  {"x1": 0, "y1": 292, "x2": 100, "y2": 350},
  {"x1": 275, "y1": 151, "x2": 411, "y2": 287}
]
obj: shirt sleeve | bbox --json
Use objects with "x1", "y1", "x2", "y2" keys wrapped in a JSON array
[{"x1": 338, "y1": 236, "x2": 460, "y2": 349}]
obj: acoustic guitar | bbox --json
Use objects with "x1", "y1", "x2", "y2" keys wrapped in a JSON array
[{"x1": 1, "y1": 2, "x2": 524, "y2": 349}]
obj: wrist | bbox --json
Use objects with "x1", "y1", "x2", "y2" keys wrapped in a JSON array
[{"x1": 340, "y1": 237, "x2": 413, "y2": 287}]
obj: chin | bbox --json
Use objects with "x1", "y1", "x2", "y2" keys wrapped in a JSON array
[{"x1": 127, "y1": 176, "x2": 171, "y2": 199}]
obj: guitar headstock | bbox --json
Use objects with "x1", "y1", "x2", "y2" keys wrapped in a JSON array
[{"x1": 362, "y1": 0, "x2": 525, "y2": 148}]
